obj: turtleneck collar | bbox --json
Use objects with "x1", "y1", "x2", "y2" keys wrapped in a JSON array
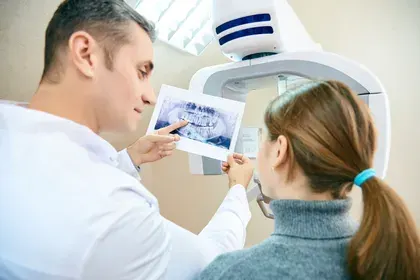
[{"x1": 270, "y1": 198, "x2": 358, "y2": 239}]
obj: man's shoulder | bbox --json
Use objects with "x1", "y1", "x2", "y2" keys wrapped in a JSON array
[
  {"x1": 0, "y1": 107, "x2": 170, "y2": 279},
  {"x1": 2, "y1": 111, "x2": 156, "y2": 203},
  {"x1": 0, "y1": 134, "x2": 164, "y2": 278},
  {"x1": 6, "y1": 123, "x2": 133, "y2": 182},
  {"x1": 1, "y1": 113, "x2": 157, "y2": 234}
]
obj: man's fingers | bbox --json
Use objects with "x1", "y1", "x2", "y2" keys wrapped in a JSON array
[
  {"x1": 159, "y1": 150, "x2": 173, "y2": 157},
  {"x1": 146, "y1": 134, "x2": 175, "y2": 143},
  {"x1": 161, "y1": 142, "x2": 176, "y2": 151},
  {"x1": 157, "y1": 120, "x2": 188, "y2": 135}
]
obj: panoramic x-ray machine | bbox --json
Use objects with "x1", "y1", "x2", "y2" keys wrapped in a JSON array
[{"x1": 188, "y1": 0, "x2": 390, "y2": 217}]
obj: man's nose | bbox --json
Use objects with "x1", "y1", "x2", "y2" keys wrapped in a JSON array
[{"x1": 142, "y1": 84, "x2": 156, "y2": 106}]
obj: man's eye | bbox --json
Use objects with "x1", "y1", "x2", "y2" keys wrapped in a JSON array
[{"x1": 138, "y1": 70, "x2": 148, "y2": 79}]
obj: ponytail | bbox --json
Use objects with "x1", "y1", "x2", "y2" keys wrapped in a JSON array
[{"x1": 348, "y1": 177, "x2": 420, "y2": 279}]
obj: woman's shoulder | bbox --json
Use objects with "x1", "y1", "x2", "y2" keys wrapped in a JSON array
[
  {"x1": 196, "y1": 239, "x2": 276, "y2": 280},
  {"x1": 196, "y1": 234, "x2": 352, "y2": 280},
  {"x1": 195, "y1": 249, "x2": 252, "y2": 280}
]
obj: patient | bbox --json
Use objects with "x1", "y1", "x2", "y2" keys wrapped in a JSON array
[{"x1": 196, "y1": 81, "x2": 420, "y2": 280}]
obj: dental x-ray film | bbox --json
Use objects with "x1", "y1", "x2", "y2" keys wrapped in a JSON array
[{"x1": 147, "y1": 84, "x2": 245, "y2": 161}]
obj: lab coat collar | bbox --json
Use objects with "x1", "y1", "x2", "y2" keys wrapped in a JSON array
[{"x1": 0, "y1": 104, "x2": 119, "y2": 166}]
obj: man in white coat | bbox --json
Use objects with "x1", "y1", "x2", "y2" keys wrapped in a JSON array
[{"x1": 0, "y1": 0, "x2": 253, "y2": 279}]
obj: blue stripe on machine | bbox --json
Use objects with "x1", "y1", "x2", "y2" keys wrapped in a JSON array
[
  {"x1": 215, "y1": 14, "x2": 271, "y2": 34},
  {"x1": 218, "y1": 26, "x2": 274, "y2": 46}
]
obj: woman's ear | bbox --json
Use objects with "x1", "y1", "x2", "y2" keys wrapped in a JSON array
[{"x1": 272, "y1": 135, "x2": 288, "y2": 168}]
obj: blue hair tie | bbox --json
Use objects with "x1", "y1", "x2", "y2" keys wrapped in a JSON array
[{"x1": 354, "y1": 168, "x2": 376, "y2": 187}]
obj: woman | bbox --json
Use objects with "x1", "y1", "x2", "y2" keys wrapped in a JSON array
[{"x1": 196, "y1": 81, "x2": 420, "y2": 280}]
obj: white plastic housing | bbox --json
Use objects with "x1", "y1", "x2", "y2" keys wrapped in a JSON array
[
  {"x1": 211, "y1": 0, "x2": 321, "y2": 61},
  {"x1": 187, "y1": 51, "x2": 391, "y2": 201}
]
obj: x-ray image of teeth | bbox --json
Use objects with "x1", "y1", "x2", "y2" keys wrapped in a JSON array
[{"x1": 154, "y1": 97, "x2": 239, "y2": 150}]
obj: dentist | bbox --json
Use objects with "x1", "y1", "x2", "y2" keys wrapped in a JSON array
[{"x1": 0, "y1": 1, "x2": 252, "y2": 280}]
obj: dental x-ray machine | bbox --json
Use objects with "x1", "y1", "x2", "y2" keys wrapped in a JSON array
[{"x1": 188, "y1": 0, "x2": 391, "y2": 217}]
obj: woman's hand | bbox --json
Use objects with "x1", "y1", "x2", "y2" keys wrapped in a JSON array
[{"x1": 222, "y1": 153, "x2": 254, "y2": 189}]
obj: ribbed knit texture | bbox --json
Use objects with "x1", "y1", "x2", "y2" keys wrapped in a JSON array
[{"x1": 196, "y1": 199, "x2": 358, "y2": 280}]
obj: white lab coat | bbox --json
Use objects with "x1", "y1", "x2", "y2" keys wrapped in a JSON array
[{"x1": 0, "y1": 104, "x2": 251, "y2": 280}]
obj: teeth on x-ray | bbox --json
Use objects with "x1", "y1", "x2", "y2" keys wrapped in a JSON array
[
  {"x1": 155, "y1": 97, "x2": 236, "y2": 150},
  {"x1": 178, "y1": 103, "x2": 224, "y2": 140},
  {"x1": 179, "y1": 122, "x2": 223, "y2": 140},
  {"x1": 180, "y1": 103, "x2": 220, "y2": 128}
]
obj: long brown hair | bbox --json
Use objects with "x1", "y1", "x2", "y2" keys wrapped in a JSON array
[{"x1": 264, "y1": 80, "x2": 420, "y2": 279}]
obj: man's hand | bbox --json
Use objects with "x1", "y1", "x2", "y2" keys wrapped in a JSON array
[{"x1": 127, "y1": 120, "x2": 188, "y2": 165}]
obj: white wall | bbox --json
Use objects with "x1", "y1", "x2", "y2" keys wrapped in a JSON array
[{"x1": 1, "y1": 0, "x2": 419, "y2": 245}]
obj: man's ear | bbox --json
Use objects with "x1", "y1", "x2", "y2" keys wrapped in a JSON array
[
  {"x1": 68, "y1": 31, "x2": 99, "y2": 79},
  {"x1": 272, "y1": 135, "x2": 288, "y2": 168}
]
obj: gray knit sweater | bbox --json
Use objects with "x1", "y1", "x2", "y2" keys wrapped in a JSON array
[{"x1": 196, "y1": 199, "x2": 358, "y2": 280}]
